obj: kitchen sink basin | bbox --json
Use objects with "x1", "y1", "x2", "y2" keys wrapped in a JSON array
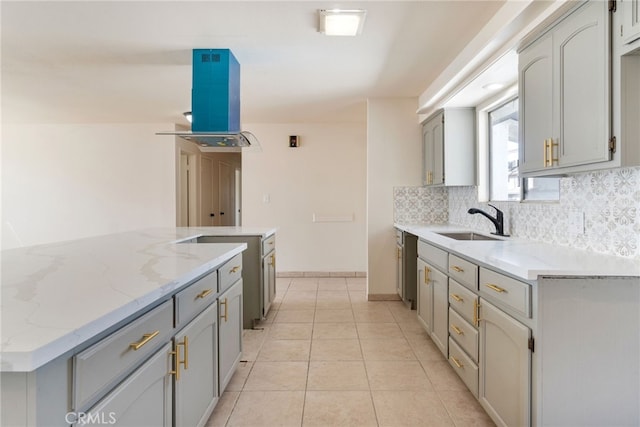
[{"x1": 436, "y1": 232, "x2": 501, "y2": 241}]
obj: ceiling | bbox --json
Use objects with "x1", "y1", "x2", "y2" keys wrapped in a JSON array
[{"x1": 1, "y1": 1, "x2": 508, "y2": 126}]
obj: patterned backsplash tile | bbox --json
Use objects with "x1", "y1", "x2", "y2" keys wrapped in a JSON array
[
  {"x1": 395, "y1": 167, "x2": 640, "y2": 260},
  {"x1": 393, "y1": 186, "x2": 448, "y2": 224}
]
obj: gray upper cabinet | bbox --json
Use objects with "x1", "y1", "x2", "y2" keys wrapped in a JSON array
[
  {"x1": 519, "y1": 1, "x2": 612, "y2": 176},
  {"x1": 621, "y1": 0, "x2": 640, "y2": 45},
  {"x1": 422, "y1": 108, "x2": 475, "y2": 187},
  {"x1": 519, "y1": 36, "x2": 553, "y2": 174}
]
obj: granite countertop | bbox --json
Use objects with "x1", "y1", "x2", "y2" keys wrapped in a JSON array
[
  {"x1": 0, "y1": 227, "x2": 261, "y2": 372},
  {"x1": 396, "y1": 224, "x2": 640, "y2": 281}
]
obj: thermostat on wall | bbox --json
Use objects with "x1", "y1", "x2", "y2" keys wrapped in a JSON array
[{"x1": 289, "y1": 135, "x2": 299, "y2": 147}]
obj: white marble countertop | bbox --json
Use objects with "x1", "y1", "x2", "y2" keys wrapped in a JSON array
[
  {"x1": 170, "y1": 226, "x2": 277, "y2": 241},
  {"x1": 1, "y1": 228, "x2": 253, "y2": 372},
  {"x1": 396, "y1": 224, "x2": 640, "y2": 281}
]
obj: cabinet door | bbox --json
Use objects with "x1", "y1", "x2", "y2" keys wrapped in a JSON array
[
  {"x1": 430, "y1": 269, "x2": 448, "y2": 357},
  {"x1": 431, "y1": 113, "x2": 445, "y2": 186},
  {"x1": 553, "y1": 0, "x2": 611, "y2": 168},
  {"x1": 396, "y1": 244, "x2": 403, "y2": 298},
  {"x1": 622, "y1": 0, "x2": 640, "y2": 44},
  {"x1": 422, "y1": 121, "x2": 433, "y2": 186},
  {"x1": 416, "y1": 258, "x2": 433, "y2": 333},
  {"x1": 478, "y1": 299, "x2": 531, "y2": 427},
  {"x1": 519, "y1": 35, "x2": 553, "y2": 173},
  {"x1": 78, "y1": 343, "x2": 172, "y2": 427},
  {"x1": 174, "y1": 303, "x2": 219, "y2": 427},
  {"x1": 262, "y1": 251, "x2": 276, "y2": 316},
  {"x1": 219, "y1": 279, "x2": 243, "y2": 393}
]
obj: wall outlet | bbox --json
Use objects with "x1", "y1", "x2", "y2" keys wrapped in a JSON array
[
  {"x1": 568, "y1": 209, "x2": 584, "y2": 234},
  {"x1": 263, "y1": 194, "x2": 271, "y2": 204}
]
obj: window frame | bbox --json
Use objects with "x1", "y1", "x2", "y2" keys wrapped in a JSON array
[{"x1": 477, "y1": 87, "x2": 559, "y2": 203}]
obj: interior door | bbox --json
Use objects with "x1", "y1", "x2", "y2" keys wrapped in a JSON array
[
  {"x1": 218, "y1": 161, "x2": 235, "y2": 226},
  {"x1": 200, "y1": 157, "x2": 216, "y2": 226}
]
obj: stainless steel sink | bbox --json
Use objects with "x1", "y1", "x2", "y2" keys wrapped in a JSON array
[{"x1": 436, "y1": 232, "x2": 501, "y2": 241}]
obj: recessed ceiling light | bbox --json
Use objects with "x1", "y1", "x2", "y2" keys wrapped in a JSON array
[
  {"x1": 482, "y1": 83, "x2": 505, "y2": 91},
  {"x1": 318, "y1": 9, "x2": 366, "y2": 36}
]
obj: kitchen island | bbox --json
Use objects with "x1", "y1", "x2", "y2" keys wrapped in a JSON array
[
  {"x1": 1, "y1": 228, "x2": 252, "y2": 426},
  {"x1": 396, "y1": 223, "x2": 640, "y2": 427},
  {"x1": 172, "y1": 226, "x2": 278, "y2": 328}
]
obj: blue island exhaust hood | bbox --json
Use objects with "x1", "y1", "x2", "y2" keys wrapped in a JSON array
[{"x1": 158, "y1": 49, "x2": 259, "y2": 149}]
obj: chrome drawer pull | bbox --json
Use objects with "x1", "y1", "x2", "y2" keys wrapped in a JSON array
[
  {"x1": 485, "y1": 283, "x2": 507, "y2": 293},
  {"x1": 450, "y1": 294, "x2": 463, "y2": 302},
  {"x1": 129, "y1": 330, "x2": 159, "y2": 351},
  {"x1": 196, "y1": 289, "x2": 213, "y2": 299},
  {"x1": 451, "y1": 265, "x2": 464, "y2": 273},
  {"x1": 451, "y1": 324, "x2": 464, "y2": 335}
]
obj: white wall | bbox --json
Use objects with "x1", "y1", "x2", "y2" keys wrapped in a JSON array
[
  {"x1": 367, "y1": 98, "x2": 422, "y2": 296},
  {"x1": 2, "y1": 124, "x2": 176, "y2": 248},
  {"x1": 241, "y1": 122, "x2": 366, "y2": 273}
]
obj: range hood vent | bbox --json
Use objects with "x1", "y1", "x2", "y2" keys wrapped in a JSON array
[{"x1": 158, "y1": 49, "x2": 259, "y2": 150}]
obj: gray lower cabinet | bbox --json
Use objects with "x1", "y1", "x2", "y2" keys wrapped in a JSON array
[
  {"x1": 416, "y1": 257, "x2": 432, "y2": 332},
  {"x1": 173, "y1": 303, "x2": 219, "y2": 427},
  {"x1": 78, "y1": 343, "x2": 173, "y2": 427},
  {"x1": 416, "y1": 243, "x2": 448, "y2": 358},
  {"x1": 262, "y1": 248, "x2": 276, "y2": 316},
  {"x1": 478, "y1": 299, "x2": 531, "y2": 427},
  {"x1": 218, "y1": 279, "x2": 243, "y2": 393},
  {"x1": 198, "y1": 234, "x2": 276, "y2": 328}
]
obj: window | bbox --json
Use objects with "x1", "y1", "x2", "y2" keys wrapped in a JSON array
[
  {"x1": 489, "y1": 98, "x2": 520, "y2": 201},
  {"x1": 488, "y1": 97, "x2": 559, "y2": 202}
]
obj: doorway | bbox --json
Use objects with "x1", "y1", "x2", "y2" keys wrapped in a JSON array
[{"x1": 177, "y1": 147, "x2": 241, "y2": 227}]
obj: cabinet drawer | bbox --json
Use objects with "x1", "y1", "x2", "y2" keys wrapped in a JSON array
[
  {"x1": 448, "y1": 254, "x2": 478, "y2": 290},
  {"x1": 175, "y1": 270, "x2": 218, "y2": 327},
  {"x1": 74, "y1": 299, "x2": 173, "y2": 411},
  {"x1": 479, "y1": 268, "x2": 531, "y2": 318},
  {"x1": 448, "y1": 279, "x2": 478, "y2": 325},
  {"x1": 418, "y1": 240, "x2": 447, "y2": 272},
  {"x1": 219, "y1": 253, "x2": 243, "y2": 293},
  {"x1": 448, "y1": 337, "x2": 479, "y2": 398},
  {"x1": 262, "y1": 234, "x2": 276, "y2": 255},
  {"x1": 449, "y1": 308, "x2": 478, "y2": 362}
]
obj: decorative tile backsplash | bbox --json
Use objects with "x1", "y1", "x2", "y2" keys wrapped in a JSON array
[
  {"x1": 393, "y1": 186, "x2": 448, "y2": 224},
  {"x1": 395, "y1": 167, "x2": 640, "y2": 260}
]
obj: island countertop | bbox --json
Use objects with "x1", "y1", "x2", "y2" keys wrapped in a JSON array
[{"x1": 1, "y1": 228, "x2": 252, "y2": 372}]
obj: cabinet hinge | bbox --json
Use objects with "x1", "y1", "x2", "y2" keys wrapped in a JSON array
[
  {"x1": 528, "y1": 337, "x2": 535, "y2": 353},
  {"x1": 441, "y1": 115, "x2": 445, "y2": 124},
  {"x1": 609, "y1": 136, "x2": 617, "y2": 153},
  {"x1": 609, "y1": 0, "x2": 616, "y2": 12}
]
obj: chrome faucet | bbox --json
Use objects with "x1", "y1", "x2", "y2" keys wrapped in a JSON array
[{"x1": 467, "y1": 204, "x2": 509, "y2": 236}]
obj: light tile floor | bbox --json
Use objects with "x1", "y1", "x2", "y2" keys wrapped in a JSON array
[{"x1": 206, "y1": 277, "x2": 495, "y2": 427}]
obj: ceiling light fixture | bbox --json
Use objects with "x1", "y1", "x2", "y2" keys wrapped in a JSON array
[{"x1": 318, "y1": 9, "x2": 367, "y2": 36}]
